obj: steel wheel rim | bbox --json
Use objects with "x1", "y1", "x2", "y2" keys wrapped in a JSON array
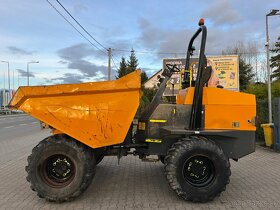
[
  {"x1": 182, "y1": 155, "x2": 215, "y2": 187},
  {"x1": 41, "y1": 154, "x2": 76, "y2": 188}
]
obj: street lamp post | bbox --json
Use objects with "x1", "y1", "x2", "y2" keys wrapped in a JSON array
[
  {"x1": 1, "y1": 61, "x2": 10, "y2": 101},
  {"x1": 12, "y1": 70, "x2": 15, "y2": 92},
  {"x1": 27, "y1": 61, "x2": 39, "y2": 86},
  {"x1": 16, "y1": 69, "x2": 25, "y2": 88},
  {"x1": 3, "y1": 72, "x2": 5, "y2": 109},
  {"x1": 18, "y1": 71, "x2": 20, "y2": 88},
  {"x1": 266, "y1": 9, "x2": 280, "y2": 124}
]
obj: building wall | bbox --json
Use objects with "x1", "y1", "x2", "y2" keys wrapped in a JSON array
[
  {"x1": 143, "y1": 70, "x2": 163, "y2": 89},
  {"x1": 0, "y1": 90, "x2": 9, "y2": 108}
]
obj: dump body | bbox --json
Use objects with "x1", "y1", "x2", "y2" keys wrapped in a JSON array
[{"x1": 9, "y1": 70, "x2": 141, "y2": 148}]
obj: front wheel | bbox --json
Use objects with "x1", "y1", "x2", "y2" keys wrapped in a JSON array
[
  {"x1": 26, "y1": 134, "x2": 96, "y2": 202},
  {"x1": 164, "y1": 137, "x2": 231, "y2": 202}
]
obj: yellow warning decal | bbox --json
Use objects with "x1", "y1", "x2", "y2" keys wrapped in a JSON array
[
  {"x1": 149, "y1": 119, "x2": 167, "y2": 123},
  {"x1": 145, "y1": 139, "x2": 162, "y2": 143}
]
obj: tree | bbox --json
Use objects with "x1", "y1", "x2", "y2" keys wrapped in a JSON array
[
  {"x1": 270, "y1": 36, "x2": 280, "y2": 80},
  {"x1": 127, "y1": 50, "x2": 138, "y2": 73},
  {"x1": 142, "y1": 87, "x2": 157, "y2": 102},
  {"x1": 114, "y1": 52, "x2": 156, "y2": 114},
  {"x1": 141, "y1": 71, "x2": 148, "y2": 84},
  {"x1": 239, "y1": 58, "x2": 254, "y2": 91},
  {"x1": 245, "y1": 81, "x2": 280, "y2": 141},
  {"x1": 116, "y1": 50, "x2": 139, "y2": 79},
  {"x1": 116, "y1": 57, "x2": 127, "y2": 79}
]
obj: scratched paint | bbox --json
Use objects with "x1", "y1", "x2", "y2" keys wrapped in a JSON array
[{"x1": 9, "y1": 70, "x2": 141, "y2": 149}]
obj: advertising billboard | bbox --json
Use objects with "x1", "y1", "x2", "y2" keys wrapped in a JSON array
[{"x1": 162, "y1": 55, "x2": 239, "y2": 96}]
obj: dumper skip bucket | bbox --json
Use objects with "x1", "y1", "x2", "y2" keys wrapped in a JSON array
[{"x1": 9, "y1": 70, "x2": 141, "y2": 149}]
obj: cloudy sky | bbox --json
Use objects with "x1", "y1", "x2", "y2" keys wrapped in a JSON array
[{"x1": 0, "y1": 0, "x2": 279, "y2": 89}]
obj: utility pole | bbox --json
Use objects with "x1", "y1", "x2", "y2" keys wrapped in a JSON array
[
  {"x1": 266, "y1": 9, "x2": 280, "y2": 124},
  {"x1": 108, "y1": 48, "x2": 111, "y2": 81}
]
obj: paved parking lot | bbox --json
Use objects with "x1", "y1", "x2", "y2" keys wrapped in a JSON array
[{"x1": 1, "y1": 116, "x2": 280, "y2": 209}]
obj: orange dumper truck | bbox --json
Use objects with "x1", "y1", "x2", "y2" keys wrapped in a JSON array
[{"x1": 9, "y1": 19, "x2": 256, "y2": 202}]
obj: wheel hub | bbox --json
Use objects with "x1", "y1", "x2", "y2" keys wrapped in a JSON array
[
  {"x1": 41, "y1": 154, "x2": 76, "y2": 188},
  {"x1": 183, "y1": 155, "x2": 215, "y2": 187},
  {"x1": 52, "y1": 157, "x2": 71, "y2": 178}
]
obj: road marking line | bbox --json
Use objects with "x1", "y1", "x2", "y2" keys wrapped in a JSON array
[
  {"x1": 19, "y1": 123, "x2": 27, "y2": 126},
  {"x1": 3, "y1": 126, "x2": 14, "y2": 129},
  {"x1": 31, "y1": 122, "x2": 37, "y2": 124}
]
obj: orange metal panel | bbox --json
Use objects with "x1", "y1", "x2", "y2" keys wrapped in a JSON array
[
  {"x1": 203, "y1": 88, "x2": 256, "y2": 131},
  {"x1": 176, "y1": 87, "x2": 195, "y2": 105},
  {"x1": 176, "y1": 87, "x2": 256, "y2": 130},
  {"x1": 9, "y1": 70, "x2": 141, "y2": 148},
  {"x1": 205, "y1": 105, "x2": 256, "y2": 131},
  {"x1": 202, "y1": 88, "x2": 256, "y2": 106}
]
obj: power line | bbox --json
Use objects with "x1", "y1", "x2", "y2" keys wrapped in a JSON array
[
  {"x1": 55, "y1": 0, "x2": 107, "y2": 51},
  {"x1": 47, "y1": 0, "x2": 267, "y2": 63},
  {"x1": 46, "y1": 0, "x2": 107, "y2": 56},
  {"x1": 112, "y1": 48, "x2": 266, "y2": 56},
  {"x1": 221, "y1": 51, "x2": 266, "y2": 55},
  {"x1": 112, "y1": 48, "x2": 186, "y2": 55},
  {"x1": 111, "y1": 53, "x2": 162, "y2": 73},
  {"x1": 111, "y1": 54, "x2": 119, "y2": 71}
]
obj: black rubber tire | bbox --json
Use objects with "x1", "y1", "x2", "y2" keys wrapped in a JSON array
[
  {"x1": 164, "y1": 137, "x2": 231, "y2": 202},
  {"x1": 26, "y1": 134, "x2": 96, "y2": 202}
]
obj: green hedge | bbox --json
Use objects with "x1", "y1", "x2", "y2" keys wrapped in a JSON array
[{"x1": 246, "y1": 82, "x2": 280, "y2": 141}]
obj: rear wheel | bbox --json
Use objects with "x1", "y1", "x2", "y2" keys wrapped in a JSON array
[
  {"x1": 26, "y1": 134, "x2": 96, "y2": 202},
  {"x1": 164, "y1": 137, "x2": 230, "y2": 202}
]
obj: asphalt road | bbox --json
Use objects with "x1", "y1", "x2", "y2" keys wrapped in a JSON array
[
  {"x1": 0, "y1": 115, "x2": 49, "y2": 165},
  {"x1": 1, "y1": 115, "x2": 280, "y2": 209},
  {"x1": 0, "y1": 114, "x2": 37, "y2": 127}
]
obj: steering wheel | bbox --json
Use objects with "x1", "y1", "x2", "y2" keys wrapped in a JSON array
[{"x1": 165, "y1": 64, "x2": 180, "y2": 73}]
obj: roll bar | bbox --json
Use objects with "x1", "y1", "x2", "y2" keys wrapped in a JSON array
[{"x1": 184, "y1": 19, "x2": 207, "y2": 130}]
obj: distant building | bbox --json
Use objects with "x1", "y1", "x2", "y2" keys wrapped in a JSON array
[
  {"x1": 143, "y1": 70, "x2": 163, "y2": 89},
  {"x1": 0, "y1": 89, "x2": 9, "y2": 108}
]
